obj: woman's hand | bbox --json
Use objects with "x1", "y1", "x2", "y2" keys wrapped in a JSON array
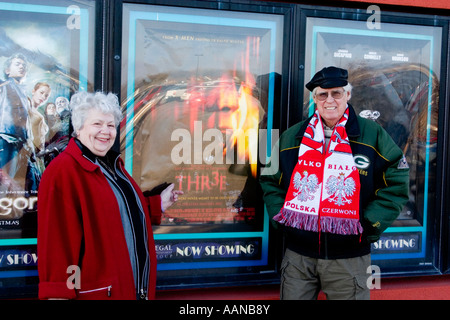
[{"x1": 160, "y1": 183, "x2": 183, "y2": 212}]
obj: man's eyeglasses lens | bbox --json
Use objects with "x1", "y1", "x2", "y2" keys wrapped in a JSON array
[{"x1": 316, "y1": 90, "x2": 344, "y2": 101}]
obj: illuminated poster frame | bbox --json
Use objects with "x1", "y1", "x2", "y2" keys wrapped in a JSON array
[
  {"x1": 121, "y1": 4, "x2": 284, "y2": 278},
  {"x1": 304, "y1": 17, "x2": 442, "y2": 268},
  {"x1": 0, "y1": 0, "x2": 94, "y2": 295}
]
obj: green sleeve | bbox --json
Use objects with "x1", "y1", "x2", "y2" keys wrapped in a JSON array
[
  {"x1": 363, "y1": 124, "x2": 410, "y2": 242},
  {"x1": 259, "y1": 139, "x2": 285, "y2": 227}
]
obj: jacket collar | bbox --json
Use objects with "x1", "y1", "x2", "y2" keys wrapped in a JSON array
[
  {"x1": 295, "y1": 103, "x2": 360, "y2": 139},
  {"x1": 65, "y1": 138, "x2": 122, "y2": 172},
  {"x1": 64, "y1": 138, "x2": 99, "y2": 172}
]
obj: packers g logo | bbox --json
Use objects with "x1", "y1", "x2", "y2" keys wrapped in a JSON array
[{"x1": 354, "y1": 155, "x2": 370, "y2": 169}]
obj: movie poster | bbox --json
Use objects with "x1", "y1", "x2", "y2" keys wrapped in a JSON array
[
  {"x1": 0, "y1": 0, "x2": 94, "y2": 292},
  {"x1": 304, "y1": 18, "x2": 442, "y2": 262},
  {"x1": 121, "y1": 4, "x2": 283, "y2": 272}
]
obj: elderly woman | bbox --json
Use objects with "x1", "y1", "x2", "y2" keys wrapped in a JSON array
[{"x1": 38, "y1": 91, "x2": 182, "y2": 300}]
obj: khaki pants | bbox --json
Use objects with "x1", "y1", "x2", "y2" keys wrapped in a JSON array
[{"x1": 280, "y1": 248, "x2": 371, "y2": 300}]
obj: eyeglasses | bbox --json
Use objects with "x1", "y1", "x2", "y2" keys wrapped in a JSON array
[{"x1": 315, "y1": 90, "x2": 345, "y2": 101}]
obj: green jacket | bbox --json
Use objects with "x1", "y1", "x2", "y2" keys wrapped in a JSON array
[{"x1": 260, "y1": 104, "x2": 409, "y2": 259}]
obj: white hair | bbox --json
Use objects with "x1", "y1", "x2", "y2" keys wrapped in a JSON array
[
  {"x1": 70, "y1": 91, "x2": 122, "y2": 136},
  {"x1": 312, "y1": 83, "x2": 353, "y2": 98}
]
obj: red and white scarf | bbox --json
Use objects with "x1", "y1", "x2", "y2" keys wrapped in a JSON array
[{"x1": 273, "y1": 107, "x2": 363, "y2": 235}]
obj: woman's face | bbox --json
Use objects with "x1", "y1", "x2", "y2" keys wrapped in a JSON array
[
  {"x1": 46, "y1": 103, "x2": 56, "y2": 115},
  {"x1": 32, "y1": 85, "x2": 51, "y2": 107},
  {"x1": 77, "y1": 108, "x2": 117, "y2": 156}
]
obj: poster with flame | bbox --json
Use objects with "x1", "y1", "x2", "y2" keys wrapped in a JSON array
[{"x1": 121, "y1": 5, "x2": 283, "y2": 271}]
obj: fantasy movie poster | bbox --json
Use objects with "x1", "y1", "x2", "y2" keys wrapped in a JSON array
[
  {"x1": 121, "y1": 4, "x2": 283, "y2": 273},
  {"x1": 0, "y1": 0, "x2": 94, "y2": 291}
]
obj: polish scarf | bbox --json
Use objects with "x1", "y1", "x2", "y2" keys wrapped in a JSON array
[{"x1": 273, "y1": 107, "x2": 363, "y2": 235}]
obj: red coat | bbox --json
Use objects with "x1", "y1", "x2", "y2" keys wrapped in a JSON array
[{"x1": 38, "y1": 139, "x2": 160, "y2": 300}]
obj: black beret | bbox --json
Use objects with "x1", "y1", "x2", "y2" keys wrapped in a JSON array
[{"x1": 305, "y1": 66, "x2": 348, "y2": 91}]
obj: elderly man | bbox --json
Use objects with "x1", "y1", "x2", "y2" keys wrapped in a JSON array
[{"x1": 260, "y1": 66, "x2": 409, "y2": 300}]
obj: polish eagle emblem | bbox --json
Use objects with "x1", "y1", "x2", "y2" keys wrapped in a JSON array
[
  {"x1": 292, "y1": 171, "x2": 319, "y2": 201},
  {"x1": 325, "y1": 173, "x2": 356, "y2": 206}
]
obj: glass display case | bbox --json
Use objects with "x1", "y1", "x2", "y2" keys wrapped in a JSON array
[
  {"x1": 120, "y1": 3, "x2": 286, "y2": 288},
  {"x1": 0, "y1": 0, "x2": 448, "y2": 297},
  {"x1": 303, "y1": 16, "x2": 444, "y2": 275},
  {"x1": 0, "y1": 0, "x2": 95, "y2": 297}
]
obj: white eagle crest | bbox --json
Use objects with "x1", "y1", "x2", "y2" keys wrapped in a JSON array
[
  {"x1": 292, "y1": 171, "x2": 319, "y2": 201},
  {"x1": 325, "y1": 173, "x2": 356, "y2": 206}
]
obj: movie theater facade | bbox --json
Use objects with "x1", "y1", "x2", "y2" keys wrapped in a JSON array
[{"x1": 0, "y1": 0, "x2": 449, "y2": 298}]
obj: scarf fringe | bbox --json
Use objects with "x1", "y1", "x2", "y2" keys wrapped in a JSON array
[
  {"x1": 274, "y1": 208, "x2": 363, "y2": 235},
  {"x1": 274, "y1": 208, "x2": 319, "y2": 231}
]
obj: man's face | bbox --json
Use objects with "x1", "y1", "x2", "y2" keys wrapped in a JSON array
[
  {"x1": 56, "y1": 97, "x2": 68, "y2": 113},
  {"x1": 313, "y1": 86, "x2": 350, "y2": 128},
  {"x1": 6, "y1": 58, "x2": 27, "y2": 79}
]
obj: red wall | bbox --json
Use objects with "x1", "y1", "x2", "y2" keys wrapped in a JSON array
[{"x1": 344, "y1": 0, "x2": 450, "y2": 10}]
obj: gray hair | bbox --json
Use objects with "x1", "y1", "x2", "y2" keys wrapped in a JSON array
[
  {"x1": 70, "y1": 91, "x2": 122, "y2": 137},
  {"x1": 312, "y1": 83, "x2": 353, "y2": 99}
]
